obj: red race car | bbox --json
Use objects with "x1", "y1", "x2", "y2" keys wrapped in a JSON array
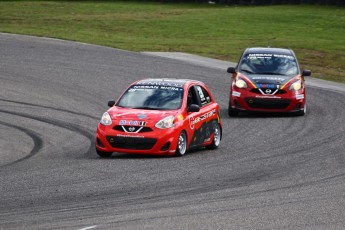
[
  {"x1": 227, "y1": 47, "x2": 311, "y2": 116},
  {"x1": 96, "y1": 78, "x2": 222, "y2": 157}
]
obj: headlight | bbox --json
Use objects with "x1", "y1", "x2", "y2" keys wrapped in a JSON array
[
  {"x1": 235, "y1": 79, "x2": 247, "y2": 89},
  {"x1": 100, "y1": 112, "x2": 112, "y2": 126},
  {"x1": 289, "y1": 80, "x2": 302, "y2": 91},
  {"x1": 155, "y1": 116, "x2": 174, "y2": 129}
]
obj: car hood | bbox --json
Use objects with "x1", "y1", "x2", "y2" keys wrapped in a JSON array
[
  {"x1": 108, "y1": 107, "x2": 178, "y2": 124},
  {"x1": 245, "y1": 74, "x2": 294, "y2": 87},
  {"x1": 239, "y1": 74, "x2": 295, "y2": 88}
]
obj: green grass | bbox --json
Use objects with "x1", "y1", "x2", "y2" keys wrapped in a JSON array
[{"x1": 1, "y1": 1, "x2": 345, "y2": 82}]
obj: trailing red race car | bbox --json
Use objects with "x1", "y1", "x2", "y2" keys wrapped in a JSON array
[
  {"x1": 96, "y1": 78, "x2": 222, "y2": 157},
  {"x1": 227, "y1": 47, "x2": 311, "y2": 116}
]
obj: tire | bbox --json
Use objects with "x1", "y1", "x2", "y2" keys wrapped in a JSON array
[
  {"x1": 96, "y1": 148, "x2": 113, "y2": 158},
  {"x1": 175, "y1": 131, "x2": 187, "y2": 157},
  {"x1": 206, "y1": 122, "x2": 221, "y2": 150},
  {"x1": 228, "y1": 101, "x2": 238, "y2": 117}
]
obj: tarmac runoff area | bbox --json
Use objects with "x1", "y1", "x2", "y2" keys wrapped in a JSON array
[{"x1": 141, "y1": 51, "x2": 345, "y2": 94}]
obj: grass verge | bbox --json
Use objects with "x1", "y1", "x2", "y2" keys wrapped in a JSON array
[{"x1": 0, "y1": 1, "x2": 344, "y2": 83}]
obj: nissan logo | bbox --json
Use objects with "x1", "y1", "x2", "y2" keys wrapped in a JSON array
[
  {"x1": 265, "y1": 89, "x2": 272, "y2": 94},
  {"x1": 128, "y1": 127, "x2": 136, "y2": 132}
]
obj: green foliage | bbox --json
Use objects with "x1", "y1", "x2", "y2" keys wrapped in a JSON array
[
  {"x1": 0, "y1": 1, "x2": 344, "y2": 82},
  {"x1": 212, "y1": 0, "x2": 345, "y2": 6}
]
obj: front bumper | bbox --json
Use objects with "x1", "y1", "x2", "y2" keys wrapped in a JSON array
[
  {"x1": 96, "y1": 123, "x2": 180, "y2": 155},
  {"x1": 230, "y1": 89, "x2": 306, "y2": 113}
]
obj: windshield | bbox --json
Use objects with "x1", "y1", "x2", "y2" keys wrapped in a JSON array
[
  {"x1": 116, "y1": 85, "x2": 184, "y2": 110},
  {"x1": 239, "y1": 53, "x2": 298, "y2": 75}
]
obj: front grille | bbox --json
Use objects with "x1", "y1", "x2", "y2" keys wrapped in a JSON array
[
  {"x1": 106, "y1": 136, "x2": 156, "y2": 150},
  {"x1": 113, "y1": 125, "x2": 153, "y2": 133},
  {"x1": 250, "y1": 88, "x2": 287, "y2": 95},
  {"x1": 245, "y1": 98, "x2": 291, "y2": 109}
]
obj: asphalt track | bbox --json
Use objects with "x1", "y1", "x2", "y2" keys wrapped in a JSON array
[{"x1": 1, "y1": 33, "x2": 345, "y2": 230}]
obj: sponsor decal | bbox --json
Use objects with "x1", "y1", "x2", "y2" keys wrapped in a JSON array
[
  {"x1": 132, "y1": 85, "x2": 182, "y2": 91},
  {"x1": 129, "y1": 120, "x2": 139, "y2": 125},
  {"x1": 256, "y1": 84, "x2": 278, "y2": 89},
  {"x1": 189, "y1": 109, "x2": 216, "y2": 129},
  {"x1": 134, "y1": 85, "x2": 159, "y2": 90},
  {"x1": 252, "y1": 76, "x2": 286, "y2": 81},
  {"x1": 248, "y1": 53, "x2": 294, "y2": 60},
  {"x1": 273, "y1": 54, "x2": 294, "y2": 59},
  {"x1": 232, "y1": 91, "x2": 241, "y2": 97},
  {"x1": 119, "y1": 120, "x2": 147, "y2": 126},
  {"x1": 137, "y1": 114, "x2": 147, "y2": 119},
  {"x1": 160, "y1": 86, "x2": 181, "y2": 91},
  {"x1": 136, "y1": 81, "x2": 184, "y2": 88},
  {"x1": 296, "y1": 94, "x2": 305, "y2": 100}
]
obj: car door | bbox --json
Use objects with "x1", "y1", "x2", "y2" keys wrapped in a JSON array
[{"x1": 187, "y1": 85, "x2": 218, "y2": 148}]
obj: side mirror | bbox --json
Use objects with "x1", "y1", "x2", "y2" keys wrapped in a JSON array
[
  {"x1": 187, "y1": 104, "x2": 200, "y2": 113},
  {"x1": 108, "y1": 100, "x2": 115, "y2": 107},
  {"x1": 227, "y1": 67, "x2": 236, "y2": 74},
  {"x1": 302, "y1": 69, "x2": 311, "y2": 76}
]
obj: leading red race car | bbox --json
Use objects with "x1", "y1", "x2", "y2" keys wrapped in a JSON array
[
  {"x1": 96, "y1": 78, "x2": 222, "y2": 157},
  {"x1": 227, "y1": 47, "x2": 311, "y2": 116}
]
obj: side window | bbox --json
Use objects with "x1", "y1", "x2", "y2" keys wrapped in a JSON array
[
  {"x1": 187, "y1": 87, "x2": 198, "y2": 107},
  {"x1": 196, "y1": 85, "x2": 211, "y2": 106}
]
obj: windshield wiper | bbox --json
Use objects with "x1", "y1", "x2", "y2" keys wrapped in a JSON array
[
  {"x1": 239, "y1": 69, "x2": 255, "y2": 74},
  {"x1": 259, "y1": 72, "x2": 286, "y2": 76}
]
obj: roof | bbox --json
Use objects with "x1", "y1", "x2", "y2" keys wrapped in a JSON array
[{"x1": 245, "y1": 47, "x2": 295, "y2": 56}]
